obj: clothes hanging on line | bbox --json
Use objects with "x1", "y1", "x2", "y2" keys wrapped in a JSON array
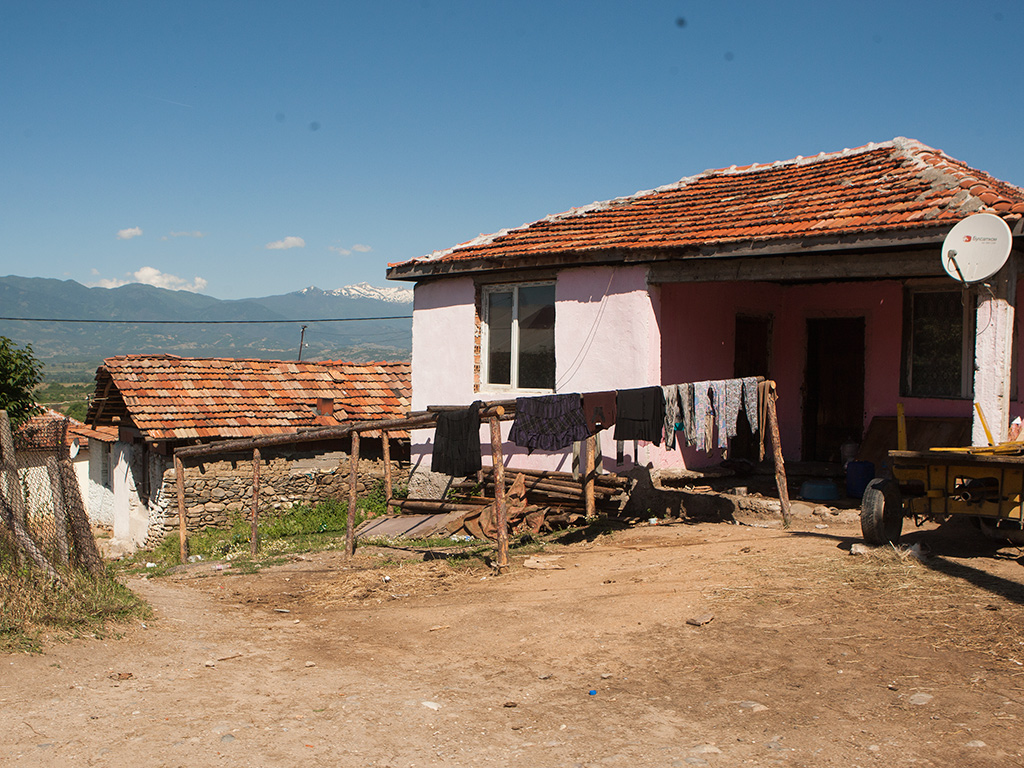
[
  {"x1": 614, "y1": 386, "x2": 665, "y2": 445},
  {"x1": 662, "y1": 384, "x2": 681, "y2": 450},
  {"x1": 582, "y1": 390, "x2": 616, "y2": 433},
  {"x1": 741, "y1": 376, "x2": 759, "y2": 435},
  {"x1": 431, "y1": 401, "x2": 482, "y2": 477},
  {"x1": 691, "y1": 381, "x2": 714, "y2": 452},
  {"x1": 508, "y1": 393, "x2": 591, "y2": 453},
  {"x1": 682, "y1": 377, "x2": 761, "y2": 453},
  {"x1": 678, "y1": 382, "x2": 696, "y2": 448}
]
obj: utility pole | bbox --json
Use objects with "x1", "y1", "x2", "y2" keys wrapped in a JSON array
[{"x1": 297, "y1": 324, "x2": 307, "y2": 361}]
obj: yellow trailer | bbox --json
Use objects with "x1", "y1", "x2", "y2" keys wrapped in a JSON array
[{"x1": 861, "y1": 445, "x2": 1024, "y2": 545}]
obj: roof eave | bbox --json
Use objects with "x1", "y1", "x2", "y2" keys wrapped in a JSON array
[{"x1": 386, "y1": 224, "x2": 976, "y2": 282}]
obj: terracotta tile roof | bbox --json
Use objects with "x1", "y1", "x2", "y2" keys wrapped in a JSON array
[
  {"x1": 389, "y1": 137, "x2": 1024, "y2": 276},
  {"x1": 85, "y1": 355, "x2": 411, "y2": 441},
  {"x1": 15, "y1": 407, "x2": 105, "y2": 451}
]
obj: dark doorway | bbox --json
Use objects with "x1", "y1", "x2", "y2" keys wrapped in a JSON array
[
  {"x1": 803, "y1": 317, "x2": 865, "y2": 463},
  {"x1": 732, "y1": 315, "x2": 772, "y2": 460}
]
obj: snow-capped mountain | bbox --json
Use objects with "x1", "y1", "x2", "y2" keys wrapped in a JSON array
[{"x1": 300, "y1": 282, "x2": 413, "y2": 304}]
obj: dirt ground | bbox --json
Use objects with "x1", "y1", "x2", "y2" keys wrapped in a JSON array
[{"x1": 3, "y1": 512, "x2": 1024, "y2": 768}]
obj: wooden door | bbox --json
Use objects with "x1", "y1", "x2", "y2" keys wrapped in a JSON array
[{"x1": 803, "y1": 318, "x2": 865, "y2": 463}]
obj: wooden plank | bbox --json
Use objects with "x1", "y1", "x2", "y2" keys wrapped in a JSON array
[
  {"x1": 489, "y1": 415, "x2": 508, "y2": 570},
  {"x1": 765, "y1": 382, "x2": 792, "y2": 528},
  {"x1": 583, "y1": 435, "x2": 596, "y2": 517},
  {"x1": 250, "y1": 448, "x2": 260, "y2": 557},
  {"x1": 346, "y1": 431, "x2": 360, "y2": 557},
  {"x1": 382, "y1": 431, "x2": 392, "y2": 514},
  {"x1": 175, "y1": 455, "x2": 187, "y2": 563}
]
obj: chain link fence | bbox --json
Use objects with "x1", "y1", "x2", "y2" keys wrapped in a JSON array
[{"x1": 0, "y1": 410, "x2": 102, "y2": 582}]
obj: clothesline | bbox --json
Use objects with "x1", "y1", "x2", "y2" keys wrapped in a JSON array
[{"x1": 430, "y1": 377, "x2": 768, "y2": 474}]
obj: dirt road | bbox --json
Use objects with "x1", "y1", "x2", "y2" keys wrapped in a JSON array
[{"x1": 3, "y1": 516, "x2": 1024, "y2": 767}]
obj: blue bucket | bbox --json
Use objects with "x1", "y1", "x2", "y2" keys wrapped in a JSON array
[{"x1": 845, "y1": 461, "x2": 875, "y2": 499}]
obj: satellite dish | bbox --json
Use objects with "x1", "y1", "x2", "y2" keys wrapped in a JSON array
[
  {"x1": 69, "y1": 439, "x2": 80, "y2": 459},
  {"x1": 941, "y1": 213, "x2": 1012, "y2": 283}
]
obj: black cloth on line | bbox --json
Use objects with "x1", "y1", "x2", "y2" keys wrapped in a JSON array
[
  {"x1": 431, "y1": 401, "x2": 482, "y2": 477},
  {"x1": 508, "y1": 393, "x2": 591, "y2": 453},
  {"x1": 613, "y1": 386, "x2": 665, "y2": 446}
]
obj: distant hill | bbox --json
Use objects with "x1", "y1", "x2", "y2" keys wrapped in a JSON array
[{"x1": 0, "y1": 276, "x2": 413, "y2": 367}]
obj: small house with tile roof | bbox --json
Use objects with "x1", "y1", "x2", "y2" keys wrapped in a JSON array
[
  {"x1": 15, "y1": 407, "x2": 116, "y2": 529},
  {"x1": 387, "y1": 137, "x2": 1024, "y2": 484},
  {"x1": 84, "y1": 355, "x2": 411, "y2": 550}
]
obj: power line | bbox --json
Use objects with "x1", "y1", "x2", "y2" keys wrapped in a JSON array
[{"x1": 0, "y1": 315, "x2": 412, "y2": 325}]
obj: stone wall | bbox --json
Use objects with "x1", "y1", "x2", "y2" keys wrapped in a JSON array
[{"x1": 144, "y1": 449, "x2": 408, "y2": 547}]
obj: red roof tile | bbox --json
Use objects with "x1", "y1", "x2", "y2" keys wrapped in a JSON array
[
  {"x1": 15, "y1": 407, "x2": 112, "y2": 451},
  {"x1": 389, "y1": 138, "x2": 1024, "y2": 276},
  {"x1": 85, "y1": 355, "x2": 411, "y2": 441}
]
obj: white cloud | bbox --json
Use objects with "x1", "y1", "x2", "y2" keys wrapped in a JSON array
[
  {"x1": 329, "y1": 243, "x2": 372, "y2": 256},
  {"x1": 117, "y1": 226, "x2": 143, "y2": 240},
  {"x1": 88, "y1": 266, "x2": 208, "y2": 293},
  {"x1": 266, "y1": 236, "x2": 305, "y2": 250}
]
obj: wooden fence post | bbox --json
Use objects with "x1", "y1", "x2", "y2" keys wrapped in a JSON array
[
  {"x1": 765, "y1": 381, "x2": 792, "y2": 528},
  {"x1": 489, "y1": 415, "x2": 509, "y2": 570},
  {"x1": 346, "y1": 431, "x2": 360, "y2": 557},
  {"x1": 382, "y1": 430, "x2": 393, "y2": 514},
  {"x1": 0, "y1": 410, "x2": 29, "y2": 527},
  {"x1": 174, "y1": 455, "x2": 187, "y2": 563},
  {"x1": 58, "y1": 456, "x2": 103, "y2": 577},
  {"x1": 583, "y1": 435, "x2": 596, "y2": 518},
  {"x1": 251, "y1": 448, "x2": 260, "y2": 557},
  {"x1": 46, "y1": 455, "x2": 70, "y2": 566}
]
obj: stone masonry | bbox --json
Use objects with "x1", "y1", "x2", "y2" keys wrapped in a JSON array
[{"x1": 144, "y1": 450, "x2": 408, "y2": 547}]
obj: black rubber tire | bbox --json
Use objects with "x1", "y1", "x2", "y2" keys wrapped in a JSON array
[{"x1": 860, "y1": 478, "x2": 903, "y2": 546}]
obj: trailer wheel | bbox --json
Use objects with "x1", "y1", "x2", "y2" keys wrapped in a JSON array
[{"x1": 860, "y1": 478, "x2": 903, "y2": 546}]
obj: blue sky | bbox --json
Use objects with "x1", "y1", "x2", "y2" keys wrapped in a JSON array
[{"x1": 3, "y1": 1, "x2": 1022, "y2": 300}]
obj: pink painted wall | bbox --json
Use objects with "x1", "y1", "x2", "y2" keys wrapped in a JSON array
[
  {"x1": 657, "y1": 278, "x2": 977, "y2": 466},
  {"x1": 486, "y1": 265, "x2": 660, "y2": 473},
  {"x1": 408, "y1": 266, "x2": 662, "y2": 476},
  {"x1": 410, "y1": 267, "x2": 1020, "y2": 479}
]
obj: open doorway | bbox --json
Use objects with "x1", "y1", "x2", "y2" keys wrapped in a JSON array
[
  {"x1": 803, "y1": 317, "x2": 865, "y2": 462},
  {"x1": 732, "y1": 314, "x2": 772, "y2": 461}
]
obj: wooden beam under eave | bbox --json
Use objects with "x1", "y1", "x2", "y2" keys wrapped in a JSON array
[
  {"x1": 385, "y1": 227, "x2": 959, "y2": 282},
  {"x1": 646, "y1": 249, "x2": 945, "y2": 284}
]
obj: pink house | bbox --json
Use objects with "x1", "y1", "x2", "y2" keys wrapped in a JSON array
[{"x1": 387, "y1": 138, "x2": 1024, "y2": 485}]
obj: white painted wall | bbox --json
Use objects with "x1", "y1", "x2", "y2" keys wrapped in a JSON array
[
  {"x1": 110, "y1": 442, "x2": 149, "y2": 547},
  {"x1": 407, "y1": 265, "x2": 668, "y2": 486},
  {"x1": 86, "y1": 442, "x2": 115, "y2": 528}
]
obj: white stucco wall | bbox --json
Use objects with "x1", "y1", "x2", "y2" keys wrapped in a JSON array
[
  {"x1": 86, "y1": 442, "x2": 115, "y2": 527},
  {"x1": 110, "y1": 442, "x2": 150, "y2": 547},
  {"x1": 408, "y1": 265, "x2": 666, "y2": 487}
]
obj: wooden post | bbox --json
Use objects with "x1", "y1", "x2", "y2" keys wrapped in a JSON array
[
  {"x1": 0, "y1": 410, "x2": 29, "y2": 526},
  {"x1": 382, "y1": 430, "x2": 393, "y2": 514},
  {"x1": 346, "y1": 430, "x2": 360, "y2": 557},
  {"x1": 489, "y1": 415, "x2": 509, "y2": 570},
  {"x1": 174, "y1": 455, "x2": 187, "y2": 563},
  {"x1": 58, "y1": 456, "x2": 103, "y2": 577},
  {"x1": 583, "y1": 435, "x2": 596, "y2": 518},
  {"x1": 896, "y1": 402, "x2": 908, "y2": 452},
  {"x1": 45, "y1": 456, "x2": 70, "y2": 565},
  {"x1": 765, "y1": 382, "x2": 792, "y2": 528},
  {"x1": 250, "y1": 448, "x2": 260, "y2": 557}
]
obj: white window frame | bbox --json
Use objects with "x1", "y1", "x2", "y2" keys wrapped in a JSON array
[{"x1": 481, "y1": 281, "x2": 556, "y2": 393}]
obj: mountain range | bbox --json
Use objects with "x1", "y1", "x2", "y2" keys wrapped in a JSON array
[{"x1": 0, "y1": 276, "x2": 413, "y2": 366}]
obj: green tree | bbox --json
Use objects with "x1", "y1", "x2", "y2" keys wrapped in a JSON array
[{"x1": 0, "y1": 337, "x2": 44, "y2": 428}]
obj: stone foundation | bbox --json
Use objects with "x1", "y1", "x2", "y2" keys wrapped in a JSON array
[{"x1": 144, "y1": 450, "x2": 408, "y2": 547}]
